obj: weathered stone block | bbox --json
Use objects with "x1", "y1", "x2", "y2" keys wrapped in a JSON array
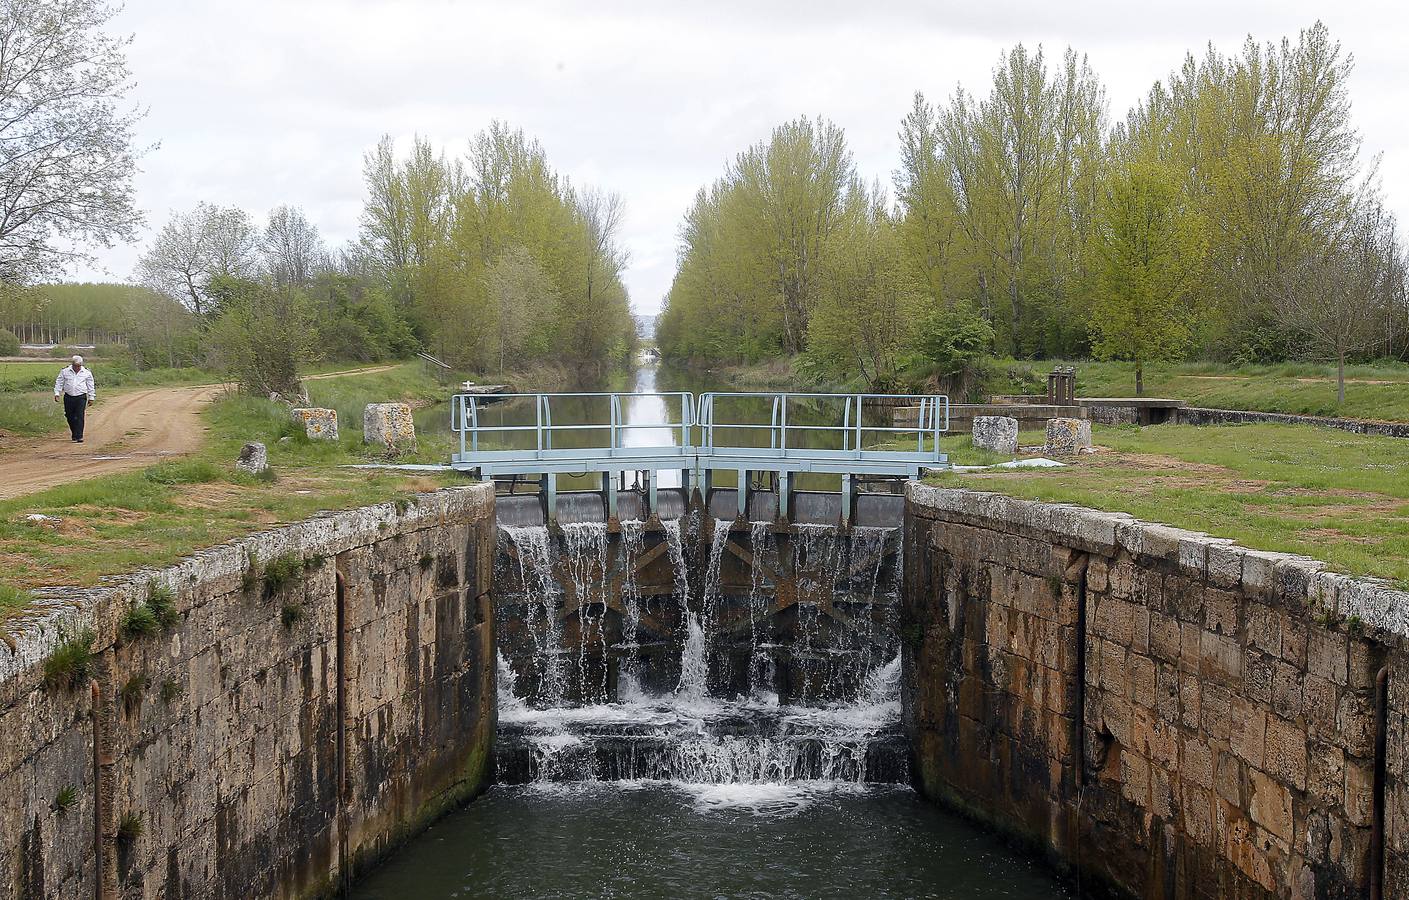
[
  {"x1": 1249, "y1": 769, "x2": 1294, "y2": 842},
  {"x1": 972, "y1": 415, "x2": 1019, "y2": 455},
  {"x1": 363, "y1": 402, "x2": 417, "y2": 452},
  {"x1": 235, "y1": 441, "x2": 268, "y2": 475},
  {"x1": 1043, "y1": 417, "x2": 1091, "y2": 455},
  {"x1": 292, "y1": 407, "x2": 339, "y2": 441}
]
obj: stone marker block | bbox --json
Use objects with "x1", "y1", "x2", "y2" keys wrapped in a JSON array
[
  {"x1": 972, "y1": 416, "x2": 1018, "y2": 455},
  {"x1": 292, "y1": 407, "x2": 339, "y2": 441},
  {"x1": 235, "y1": 441, "x2": 268, "y2": 475},
  {"x1": 364, "y1": 402, "x2": 417, "y2": 452},
  {"x1": 1043, "y1": 417, "x2": 1091, "y2": 455}
]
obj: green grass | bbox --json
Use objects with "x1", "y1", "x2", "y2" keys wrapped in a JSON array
[
  {"x1": 42, "y1": 629, "x2": 95, "y2": 691},
  {"x1": 929, "y1": 422, "x2": 1409, "y2": 585},
  {"x1": 0, "y1": 362, "x2": 469, "y2": 628},
  {"x1": 989, "y1": 358, "x2": 1409, "y2": 422}
]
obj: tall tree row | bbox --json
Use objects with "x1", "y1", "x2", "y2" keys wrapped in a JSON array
[
  {"x1": 660, "y1": 23, "x2": 1409, "y2": 394},
  {"x1": 359, "y1": 124, "x2": 635, "y2": 375}
]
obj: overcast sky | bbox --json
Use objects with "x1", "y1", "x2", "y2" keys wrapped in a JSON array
[{"x1": 75, "y1": 0, "x2": 1409, "y2": 315}]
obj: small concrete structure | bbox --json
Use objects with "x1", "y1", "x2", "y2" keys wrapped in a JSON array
[
  {"x1": 292, "y1": 407, "x2": 339, "y2": 441},
  {"x1": 1043, "y1": 417, "x2": 1091, "y2": 455},
  {"x1": 971, "y1": 416, "x2": 1018, "y2": 455},
  {"x1": 364, "y1": 402, "x2": 417, "y2": 452},
  {"x1": 235, "y1": 441, "x2": 268, "y2": 475}
]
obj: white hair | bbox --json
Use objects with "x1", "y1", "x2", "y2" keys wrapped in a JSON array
[{"x1": 71, "y1": 355, "x2": 83, "y2": 364}]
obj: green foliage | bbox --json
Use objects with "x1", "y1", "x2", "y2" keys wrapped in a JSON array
[
  {"x1": 160, "y1": 677, "x2": 183, "y2": 704},
  {"x1": 280, "y1": 601, "x2": 304, "y2": 629},
  {"x1": 144, "y1": 459, "x2": 220, "y2": 486},
  {"x1": 204, "y1": 277, "x2": 312, "y2": 396},
  {"x1": 0, "y1": 327, "x2": 18, "y2": 355},
  {"x1": 659, "y1": 117, "x2": 864, "y2": 364},
  {"x1": 262, "y1": 553, "x2": 303, "y2": 598},
  {"x1": 51, "y1": 785, "x2": 78, "y2": 817},
  {"x1": 305, "y1": 273, "x2": 417, "y2": 362},
  {"x1": 146, "y1": 583, "x2": 179, "y2": 630},
  {"x1": 1085, "y1": 156, "x2": 1205, "y2": 394},
  {"x1": 120, "y1": 672, "x2": 149, "y2": 712},
  {"x1": 43, "y1": 629, "x2": 95, "y2": 691},
  {"x1": 120, "y1": 603, "x2": 159, "y2": 639},
  {"x1": 913, "y1": 306, "x2": 996, "y2": 376},
  {"x1": 359, "y1": 126, "x2": 635, "y2": 376},
  {"x1": 116, "y1": 812, "x2": 143, "y2": 843}
]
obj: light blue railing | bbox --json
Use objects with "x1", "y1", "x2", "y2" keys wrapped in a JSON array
[{"x1": 450, "y1": 391, "x2": 947, "y2": 475}]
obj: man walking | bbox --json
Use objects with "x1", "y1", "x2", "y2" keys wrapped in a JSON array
[{"x1": 54, "y1": 355, "x2": 96, "y2": 443}]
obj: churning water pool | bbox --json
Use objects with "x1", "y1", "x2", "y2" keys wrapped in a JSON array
[{"x1": 349, "y1": 781, "x2": 1071, "y2": 899}]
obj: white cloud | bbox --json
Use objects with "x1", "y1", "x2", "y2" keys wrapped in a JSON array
[{"x1": 72, "y1": 0, "x2": 1409, "y2": 315}]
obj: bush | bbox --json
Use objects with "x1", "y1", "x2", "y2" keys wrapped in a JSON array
[
  {"x1": 120, "y1": 604, "x2": 160, "y2": 639},
  {"x1": 43, "y1": 629, "x2": 95, "y2": 691},
  {"x1": 0, "y1": 328, "x2": 18, "y2": 355}
]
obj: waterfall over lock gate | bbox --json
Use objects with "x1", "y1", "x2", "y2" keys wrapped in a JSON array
[{"x1": 494, "y1": 517, "x2": 908, "y2": 787}]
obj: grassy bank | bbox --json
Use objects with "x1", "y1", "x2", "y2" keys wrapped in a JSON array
[
  {"x1": 0, "y1": 362, "x2": 468, "y2": 628},
  {"x1": 994, "y1": 359, "x2": 1409, "y2": 422},
  {"x1": 930, "y1": 422, "x2": 1409, "y2": 586}
]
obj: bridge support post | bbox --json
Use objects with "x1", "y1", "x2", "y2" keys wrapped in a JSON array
[
  {"x1": 840, "y1": 473, "x2": 853, "y2": 526},
  {"x1": 543, "y1": 473, "x2": 557, "y2": 525},
  {"x1": 647, "y1": 470, "x2": 658, "y2": 518},
  {"x1": 737, "y1": 469, "x2": 748, "y2": 519},
  {"x1": 603, "y1": 472, "x2": 617, "y2": 520},
  {"x1": 776, "y1": 470, "x2": 790, "y2": 522}
]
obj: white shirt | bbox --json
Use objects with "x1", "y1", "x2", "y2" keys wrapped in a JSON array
[{"x1": 55, "y1": 366, "x2": 95, "y2": 400}]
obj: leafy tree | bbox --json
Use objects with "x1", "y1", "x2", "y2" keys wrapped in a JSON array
[
  {"x1": 304, "y1": 273, "x2": 415, "y2": 362},
  {"x1": 658, "y1": 116, "x2": 865, "y2": 363},
  {"x1": 204, "y1": 277, "x2": 311, "y2": 396},
  {"x1": 914, "y1": 305, "x2": 996, "y2": 376},
  {"x1": 484, "y1": 245, "x2": 556, "y2": 376},
  {"x1": 804, "y1": 198, "x2": 921, "y2": 388},
  {"x1": 1085, "y1": 156, "x2": 1205, "y2": 395},
  {"x1": 136, "y1": 204, "x2": 259, "y2": 316},
  {"x1": 0, "y1": 326, "x2": 17, "y2": 355},
  {"x1": 1273, "y1": 190, "x2": 1404, "y2": 403},
  {"x1": 0, "y1": 0, "x2": 145, "y2": 282},
  {"x1": 262, "y1": 205, "x2": 325, "y2": 291}
]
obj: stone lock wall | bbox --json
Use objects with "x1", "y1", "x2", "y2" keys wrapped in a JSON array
[
  {"x1": 904, "y1": 483, "x2": 1408, "y2": 899},
  {"x1": 0, "y1": 484, "x2": 496, "y2": 900}
]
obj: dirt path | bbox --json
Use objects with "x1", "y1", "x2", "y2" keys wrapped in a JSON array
[
  {"x1": 0, "y1": 364, "x2": 399, "y2": 500},
  {"x1": 0, "y1": 384, "x2": 227, "y2": 499}
]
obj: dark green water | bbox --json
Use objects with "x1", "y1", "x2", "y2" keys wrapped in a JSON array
[{"x1": 350, "y1": 782, "x2": 1070, "y2": 899}]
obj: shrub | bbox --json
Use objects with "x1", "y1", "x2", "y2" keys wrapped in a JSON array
[
  {"x1": 280, "y1": 601, "x2": 304, "y2": 629},
  {"x1": 51, "y1": 785, "x2": 78, "y2": 817},
  {"x1": 0, "y1": 327, "x2": 18, "y2": 355},
  {"x1": 146, "y1": 583, "x2": 179, "y2": 630},
  {"x1": 120, "y1": 604, "x2": 160, "y2": 639},
  {"x1": 116, "y1": 812, "x2": 143, "y2": 842},
  {"x1": 43, "y1": 629, "x2": 95, "y2": 691},
  {"x1": 262, "y1": 553, "x2": 303, "y2": 598}
]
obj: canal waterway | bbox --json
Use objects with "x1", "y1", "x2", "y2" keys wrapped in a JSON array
[
  {"x1": 353, "y1": 354, "x2": 1068, "y2": 899},
  {"x1": 350, "y1": 782, "x2": 1071, "y2": 899}
]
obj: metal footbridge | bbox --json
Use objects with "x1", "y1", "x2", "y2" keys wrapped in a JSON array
[{"x1": 450, "y1": 391, "x2": 949, "y2": 524}]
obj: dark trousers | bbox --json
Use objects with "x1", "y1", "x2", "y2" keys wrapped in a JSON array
[{"x1": 63, "y1": 394, "x2": 87, "y2": 441}]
